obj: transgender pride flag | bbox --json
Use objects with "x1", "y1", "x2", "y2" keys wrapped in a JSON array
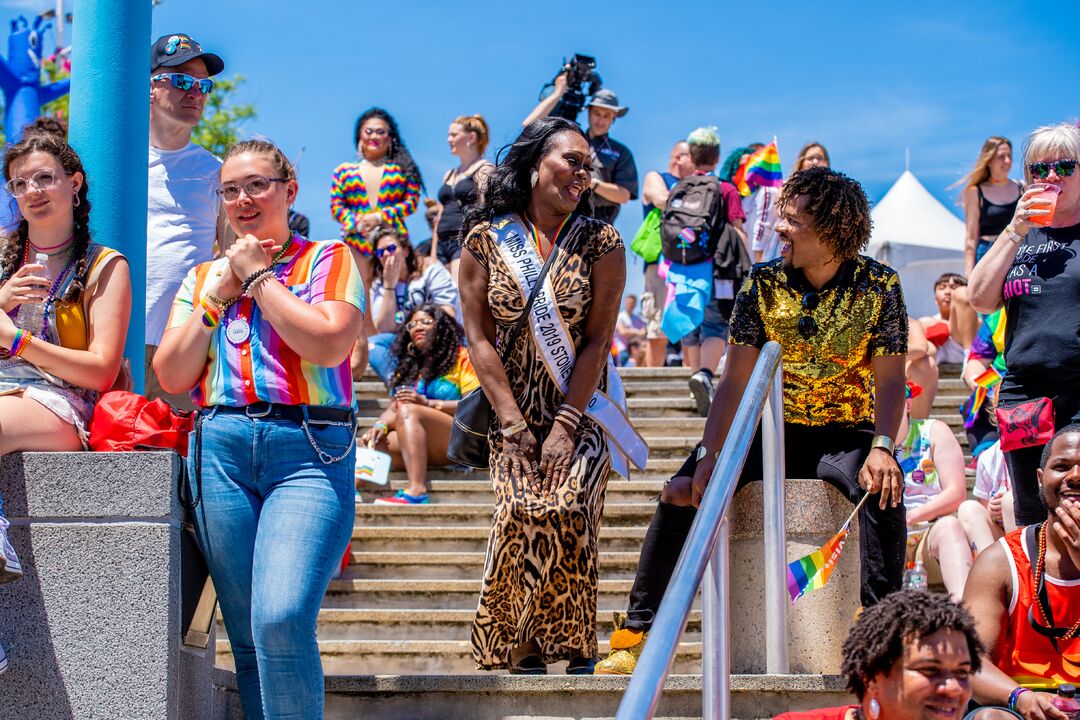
[{"x1": 734, "y1": 141, "x2": 783, "y2": 197}]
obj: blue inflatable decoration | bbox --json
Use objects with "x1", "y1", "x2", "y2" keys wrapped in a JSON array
[{"x1": 0, "y1": 15, "x2": 70, "y2": 144}]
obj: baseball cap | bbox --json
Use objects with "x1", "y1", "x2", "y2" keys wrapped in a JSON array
[
  {"x1": 586, "y1": 89, "x2": 628, "y2": 118},
  {"x1": 151, "y1": 34, "x2": 224, "y2": 75}
]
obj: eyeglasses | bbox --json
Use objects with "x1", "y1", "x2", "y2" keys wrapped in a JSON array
[
  {"x1": 217, "y1": 176, "x2": 287, "y2": 202},
  {"x1": 6, "y1": 169, "x2": 67, "y2": 197},
  {"x1": 362, "y1": 128, "x2": 389, "y2": 138},
  {"x1": 1028, "y1": 158, "x2": 1079, "y2": 180},
  {"x1": 375, "y1": 244, "x2": 397, "y2": 258},
  {"x1": 152, "y1": 72, "x2": 215, "y2": 95},
  {"x1": 406, "y1": 317, "x2": 435, "y2": 330},
  {"x1": 798, "y1": 292, "x2": 820, "y2": 340}
]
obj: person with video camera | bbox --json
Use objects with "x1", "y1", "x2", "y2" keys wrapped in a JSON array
[{"x1": 523, "y1": 59, "x2": 638, "y2": 225}]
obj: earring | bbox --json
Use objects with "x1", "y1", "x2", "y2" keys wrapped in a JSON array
[
  {"x1": 73, "y1": 193, "x2": 80, "y2": 207},
  {"x1": 868, "y1": 698, "x2": 880, "y2": 720},
  {"x1": 408, "y1": 341, "x2": 416, "y2": 353},
  {"x1": 530, "y1": 170, "x2": 539, "y2": 188}
]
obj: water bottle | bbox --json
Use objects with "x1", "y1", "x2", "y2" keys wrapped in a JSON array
[
  {"x1": 15, "y1": 253, "x2": 50, "y2": 337},
  {"x1": 903, "y1": 560, "x2": 928, "y2": 591},
  {"x1": 1053, "y1": 684, "x2": 1080, "y2": 719}
]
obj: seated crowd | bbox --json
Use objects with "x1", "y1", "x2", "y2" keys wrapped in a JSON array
[{"x1": 0, "y1": 28, "x2": 1079, "y2": 720}]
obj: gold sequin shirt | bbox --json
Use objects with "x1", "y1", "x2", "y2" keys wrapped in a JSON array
[{"x1": 728, "y1": 256, "x2": 908, "y2": 427}]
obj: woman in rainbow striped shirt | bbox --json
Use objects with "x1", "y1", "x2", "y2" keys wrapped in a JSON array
[
  {"x1": 329, "y1": 107, "x2": 423, "y2": 286},
  {"x1": 155, "y1": 139, "x2": 365, "y2": 720}
]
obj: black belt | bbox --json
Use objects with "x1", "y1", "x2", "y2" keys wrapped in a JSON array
[{"x1": 211, "y1": 402, "x2": 353, "y2": 423}]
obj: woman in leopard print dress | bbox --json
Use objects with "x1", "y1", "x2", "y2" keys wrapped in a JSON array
[{"x1": 459, "y1": 118, "x2": 626, "y2": 674}]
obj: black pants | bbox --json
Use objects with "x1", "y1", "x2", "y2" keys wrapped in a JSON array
[
  {"x1": 624, "y1": 423, "x2": 907, "y2": 632},
  {"x1": 1000, "y1": 380, "x2": 1080, "y2": 526}
]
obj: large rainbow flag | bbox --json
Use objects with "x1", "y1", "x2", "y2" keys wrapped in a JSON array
[
  {"x1": 733, "y1": 141, "x2": 783, "y2": 197},
  {"x1": 786, "y1": 493, "x2": 868, "y2": 602}
]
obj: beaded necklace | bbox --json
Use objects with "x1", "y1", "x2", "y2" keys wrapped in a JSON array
[
  {"x1": 225, "y1": 237, "x2": 296, "y2": 346},
  {"x1": 1033, "y1": 521, "x2": 1080, "y2": 642},
  {"x1": 17, "y1": 239, "x2": 79, "y2": 338}
]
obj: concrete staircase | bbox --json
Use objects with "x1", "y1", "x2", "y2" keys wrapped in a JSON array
[{"x1": 214, "y1": 364, "x2": 972, "y2": 719}]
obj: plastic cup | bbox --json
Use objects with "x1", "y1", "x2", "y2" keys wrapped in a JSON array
[
  {"x1": 393, "y1": 385, "x2": 415, "y2": 398},
  {"x1": 1029, "y1": 182, "x2": 1061, "y2": 227}
]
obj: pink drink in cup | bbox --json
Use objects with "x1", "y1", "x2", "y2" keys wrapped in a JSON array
[{"x1": 1029, "y1": 182, "x2": 1061, "y2": 227}]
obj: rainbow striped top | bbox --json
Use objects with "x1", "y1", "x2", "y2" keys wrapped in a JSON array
[
  {"x1": 167, "y1": 236, "x2": 365, "y2": 408},
  {"x1": 330, "y1": 160, "x2": 421, "y2": 254}
]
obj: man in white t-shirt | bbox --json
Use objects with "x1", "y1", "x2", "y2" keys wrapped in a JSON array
[{"x1": 145, "y1": 33, "x2": 226, "y2": 406}]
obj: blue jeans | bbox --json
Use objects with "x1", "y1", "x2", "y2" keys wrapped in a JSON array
[
  {"x1": 188, "y1": 408, "x2": 356, "y2": 720},
  {"x1": 367, "y1": 332, "x2": 398, "y2": 384}
]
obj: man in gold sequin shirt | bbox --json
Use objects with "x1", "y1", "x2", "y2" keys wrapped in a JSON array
[{"x1": 596, "y1": 167, "x2": 909, "y2": 676}]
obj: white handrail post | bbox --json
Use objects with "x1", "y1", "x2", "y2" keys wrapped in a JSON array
[
  {"x1": 702, "y1": 517, "x2": 731, "y2": 720},
  {"x1": 763, "y1": 363, "x2": 790, "y2": 673}
]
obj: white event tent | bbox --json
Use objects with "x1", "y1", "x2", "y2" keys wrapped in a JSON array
[{"x1": 867, "y1": 170, "x2": 966, "y2": 319}]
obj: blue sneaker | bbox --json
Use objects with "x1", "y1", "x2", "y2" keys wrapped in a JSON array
[
  {"x1": 0, "y1": 513, "x2": 22, "y2": 584},
  {"x1": 0, "y1": 643, "x2": 7, "y2": 674},
  {"x1": 373, "y1": 489, "x2": 430, "y2": 505}
]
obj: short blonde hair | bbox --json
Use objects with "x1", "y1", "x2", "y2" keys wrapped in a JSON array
[
  {"x1": 1023, "y1": 123, "x2": 1080, "y2": 184},
  {"x1": 453, "y1": 114, "x2": 490, "y2": 156}
]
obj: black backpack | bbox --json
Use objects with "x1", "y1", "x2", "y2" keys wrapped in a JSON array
[{"x1": 660, "y1": 174, "x2": 725, "y2": 265}]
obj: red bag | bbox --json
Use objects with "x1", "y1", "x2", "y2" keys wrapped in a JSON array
[
  {"x1": 89, "y1": 391, "x2": 196, "y2": 456},
  {"x1": 996, "y1": 397, "x2": 1055, "y2": 453}
]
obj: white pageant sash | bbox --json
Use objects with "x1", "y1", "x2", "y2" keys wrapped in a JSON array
[{"x1": 492, "y1": 215, "x2": 649, "y2": 478}]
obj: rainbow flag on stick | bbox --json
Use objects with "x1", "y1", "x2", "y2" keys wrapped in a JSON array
[
  {"x1": 786, "y1": 493, "x2": 870, "y2": 602},
  {"x1": 733, "y1": 140, "x2": 783, "y2": 197},
  {"x1": 962, "y1": 367, "x2": 1003, "y2": 428}
]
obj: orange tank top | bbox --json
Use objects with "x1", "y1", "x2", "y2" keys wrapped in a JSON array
[{"x1": 995, "y1": 526, "x2": 1080, "y2": 688}]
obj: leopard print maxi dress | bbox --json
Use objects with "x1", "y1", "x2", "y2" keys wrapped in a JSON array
[{"x1": 465, "y1": 215, "x2": 623, "y2": 669}]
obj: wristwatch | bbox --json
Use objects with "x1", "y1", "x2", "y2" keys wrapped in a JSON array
[
  {"x1": 870, "y1": 434, "x2": 895, "y2": 454},
  {"x1": 1004, "y1": 225, "x2": 1024, "y2": 245}
]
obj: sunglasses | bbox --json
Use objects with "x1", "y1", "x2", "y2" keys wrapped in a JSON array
[
  {"x1": 217, "y1": 176, "x2": 287, "y2": 202},
  {"x1": 798, "y1": 292, "x2": 820, "y2": 340},
  {"x1": 406, "y1": 317, "x2": 435, "y2": 331},
  {"x1": 5, "y1": 169, "x2": 67, "y2": 197},
  {"x1": 152, "y1": 72, "x2": 215, "y2": 95},
  {"x1": 1028, "y1": 158, "x2": 1078, "y2": 180},
  {"x1": 375, "y1": 244, "x2": 398, "y2": 258}
]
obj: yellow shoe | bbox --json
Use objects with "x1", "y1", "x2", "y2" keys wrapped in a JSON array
[{"x1": 594, "y1": 613, "x2": 648, "y2": 675}]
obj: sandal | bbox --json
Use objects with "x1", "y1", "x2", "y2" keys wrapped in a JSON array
[
  {"x1": 566, "y1": 654, "x2": 599, "y2": 675},
  {"x1": 509, "y1": 641, "x2": 547, "y2": 675}
]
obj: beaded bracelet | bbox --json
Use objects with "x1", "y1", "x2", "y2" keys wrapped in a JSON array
[
  {"x1": 1008, "y1": 687, "x2": 1030, "y2": 711},
  {"x1": 200, "y1": 296, "x2": 222, "y2": 329},
  {"x1": 240, "y1": 267, "x2": 274, "y2": 296},
  {"x1": 9, "y1": 328, "x2": 30, "y2": 357},
  {"x1": 245, "y1": 271, "x2": 276, "y2": 295}
]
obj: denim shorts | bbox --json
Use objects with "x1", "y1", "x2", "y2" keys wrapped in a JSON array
[{"x1": 681, "y1": 298, "x2": 734, "y2": 347}]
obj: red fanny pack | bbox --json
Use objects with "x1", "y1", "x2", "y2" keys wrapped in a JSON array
[
  {"x1": 995, "y1": 397, "x2": 1055, "y2": 453},
  {"x1": 89, "y1": 391, "x2": 196, "y2": 456}
]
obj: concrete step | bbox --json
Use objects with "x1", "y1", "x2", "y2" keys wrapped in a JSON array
[
  {"x1": 362, "y1": 479, "x2": 665, "y2": 504},
  {"x1": 344, "y1": 550, "x2": 643, "y2": 580},
  {"x1": 217, "y1": 608, "x2": 702, "y2": 642},
  {"x1": 216, "y1": 638, "x2": 704, "y2": 675},
  {"x1": 212, "y1": 670, "x2": 850, "y2": 720},
  {"x1": 352, "y1": 524, "x2": 651, "y2": 553},
  {"x1": 322, "y1": 578, "x2": 659, "y2": 610},
  {"x1": 355, "y1": 502, "x2": 659, "y2": 527}
]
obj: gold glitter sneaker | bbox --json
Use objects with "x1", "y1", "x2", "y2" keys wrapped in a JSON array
[{"x1": 594, "y1": 613, "x2": 647, "y2": 675}]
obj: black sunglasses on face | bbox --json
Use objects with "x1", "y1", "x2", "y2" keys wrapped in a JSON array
[
  {"x1": 1028, "y1": 159, "x2": 1079, "y2": 180},
  {"x1": 798, "y1": 292, "x2": 820, "y2": 340}
]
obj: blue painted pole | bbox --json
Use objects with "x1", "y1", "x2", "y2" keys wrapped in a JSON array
[{"x1": 67, "y1": 0, "x2": 150, "y2": 393}]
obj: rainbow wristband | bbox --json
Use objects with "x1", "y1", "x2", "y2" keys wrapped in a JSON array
[
  {"x1": 9, "y1": 328, "x2": 30, "y2": 357},
  {"x1": 1008, "y1": 687, "x2": 1030, "y2": 711}
]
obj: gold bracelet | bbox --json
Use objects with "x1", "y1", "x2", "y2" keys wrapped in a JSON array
[
  {"x1": 871, "y1": 434, "x2": 896, "y2": 454},
  {"x1": 1003, "y1": 225, "x2": 1023, "y2": 245},
  {"x1": 499, "y1": 419, "x2": 528, "y2": 438}
]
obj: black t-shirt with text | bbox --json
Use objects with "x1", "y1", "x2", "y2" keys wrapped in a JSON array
[
  {"x1": 588, "y1": 133, "x2": 638, "y2": 225},
  {"x1": 1003, "y1": 221, "x2": 1080, "y2": 383}
]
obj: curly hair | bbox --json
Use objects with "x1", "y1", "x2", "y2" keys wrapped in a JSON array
[
  {"x1": 719, "y1": 146, "x2": 753, "y2": 182},
  {"x1": 778, "y1": 166, "x2": 873, "y2": 262},
  {"x1": 370, "y1": 226, "x2": 418, "y2": 286},
  {"x1": 841, "y1": 590, "x2": 984, "y2": 700},
  {"x1": 462, "y1": 117, "x2": 590, "y2": 238},
  {"x1": 354, "y1": 107, "x2": 425, "y2": 192},
  {"x1": 389, "y1": 303, "x2": 464, "y2": 389},
  {"x1": 1, "y1": 131, "x2": 93, "y2": 302}
]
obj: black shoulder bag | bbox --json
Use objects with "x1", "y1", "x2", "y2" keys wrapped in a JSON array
[{"x1": 447, "y1": 219, "x2": 566, "y2": 468}]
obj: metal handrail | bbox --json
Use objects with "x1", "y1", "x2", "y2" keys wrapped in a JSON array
[{"x1": 616, "y1": 340, "x2": 787, "y2": 720}]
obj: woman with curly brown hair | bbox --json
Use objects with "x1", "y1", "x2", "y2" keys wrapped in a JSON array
[
  {"x1": 361, "y1": 303, "x2": 477, "y2": 504},
  {"x1": 0, "y1": 130, "x2": 131, "y2": 584}
]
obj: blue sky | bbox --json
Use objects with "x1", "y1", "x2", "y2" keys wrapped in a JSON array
[{"x1": 3, "y1": 0, "x2": 1080, "y2": 292}]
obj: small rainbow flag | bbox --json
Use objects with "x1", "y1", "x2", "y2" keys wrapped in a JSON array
[
  {"x1": 962, "y1": 367, "x2": 1003, "y2": 428},
  {"x1": 786, "y1": 493, "x2": 869, "y2": 602},
  {"x1": 733, "y1": 141, "x2": 783, "y2": 197}
]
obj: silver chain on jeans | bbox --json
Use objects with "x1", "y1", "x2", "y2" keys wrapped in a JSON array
[{"x1": 301, "y1": 417, "x2": 357, "y2": 465}]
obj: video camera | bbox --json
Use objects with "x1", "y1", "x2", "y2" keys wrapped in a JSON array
[{"x1": 543, "y1": 53, "x2": 602, "y2": 123}]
